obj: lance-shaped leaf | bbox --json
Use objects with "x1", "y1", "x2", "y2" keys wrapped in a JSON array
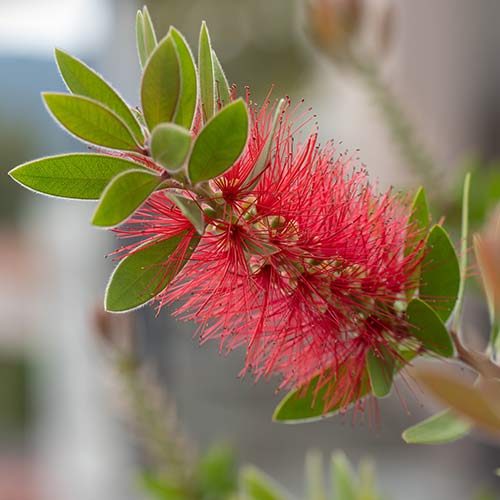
[
  {"x1": 188, "y1": 99, "x2": 248, "y2": 183},
  {"x1": 239, "y1": 466, "x2": 289, "y2": 500},
  {"x1": 305, "y1": 451, "x2": 325, "y2": 500},
  {"x1": 165, "y1": 193, "x2": 205, "y2": 235},
  {"x1": 331, "y1": 452, "x2": 357, "y2": 500},
  {"x1": 92, "y1": 169, "x2": 162, "y2": 227},
  {"x1": 212, "y1": 49, "x2": 230, "y2": 107},
  {"x1": 150, "y1": 123, "x2": 192, "y2": 172},
  {"x1": 406, "y1": 298, "x2": 453, "y2": 357},
  {"x1": 419, "y1": 225, "x2": 460, "y2": 322},
  {"x1": 415, "y1": 367, "x2": 500, "y2": 438},
  {"x1": 273, "y1": 369, "x2": 371, "y2": 423},
  {"x1": 55, "y1": 49, "x2": 144, "y2": 143},
  {"x1": 43, "y1": 93, "x2": 139, "y2": 151},
  {"x1": 244, "y1": 99, "x2": 285, "y2": 188},
  {"x1": 105, "y1": 234, "x2": 198, "y2": 312},
  {"x1": 366, "y1": 346, "x2": 395, "y2": 398},
  {"x1": 8, "y1": 154, "x2": 145, "y2": 200},
  {"x1": 136, "y1": 6, "x2": 157, "y2": 68},
  {"x1": 141, "y1": 34, "x2": 180, "y2": 131},
  {"x1": 198, "y1": 21, "x2": 215, "y2": 122},
  {"x1": 171, "y1": 28, "x2": 198, "y2": 129},
  {"x1": 404, "y1": 186, "x2": 430, "y2": 297},
  {"x1": 402, "y1": 410, "x2": 471, "y2": 444}
]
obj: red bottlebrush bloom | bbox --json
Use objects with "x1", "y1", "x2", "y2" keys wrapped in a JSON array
[{"x1": 115, "y1": 94, "x2": 424, "y2": 414}]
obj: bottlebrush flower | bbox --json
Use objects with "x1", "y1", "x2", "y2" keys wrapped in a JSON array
[{"x1": 115, "y1": 94, "x2": 424, "y2": 414}]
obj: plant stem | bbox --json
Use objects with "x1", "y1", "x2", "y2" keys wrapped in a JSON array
[{"x1": 351, "y1": 57, "x2": 440, "y2": 184}]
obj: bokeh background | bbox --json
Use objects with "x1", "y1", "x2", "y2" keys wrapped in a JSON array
[{"x1": 2, "y1": 1, "x2": 500, "y2": 499}]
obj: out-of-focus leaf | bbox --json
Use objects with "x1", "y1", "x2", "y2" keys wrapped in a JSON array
[
  {"x1": 55, "y1": 49, "x2": 144, "y2": 143},
  {"x1": 416, "y1": 367, "x2": 500, "y2": 437},
  {"x1": 8, "y1": 154, "x2": 143, "y2": 200},
  {"x1": 240, "y1": 466, "x2": 289, "y2": 500},
  {"x1": 188, "y1": 99, "x2": 248, "y2": 183},
  {"x1": 198, "y1": 22, "x2": 215, "y2": 122},
  {"x1": 43, "y1": 93, "x2": 139, "y2": 151},
  {"x1": 406, "y1": 298, "x2": 454, "y2": 357},
  {"x1": 92, "y1": 169, "x2": 162, "y2": 227},
  {"x1": 171, "y1": 28, "x2": 198, "y2": 130},
  {"x1": 105, "y1": 234, "x2": 198, "y2": 312},
  {"x1": 331, "y1": 452, "x2": 356, "y2": 500},
  {"x1": 419, "y1": 225, "x2": 460, "y2": 322},
  {"x1": 305, "y1": 451, "x2": 325, "y2": 500},
  {"x1": 402, "y1": 410, "x2": 471, "y2": 444},
  {"x1": 197, "y1": 445, "x2": 237, "y2": 500},
  {"x1": 150, "y1": 123, "x2": 192, "y2": 172},
  {"x1": 138, "y1": 472, "x2": 187, "y2": 500},
  {"x1": 141, "y1": 35, "x2": 180, "y2": 131}
]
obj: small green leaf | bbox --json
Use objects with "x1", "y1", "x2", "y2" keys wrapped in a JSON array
[
  {"x1": 419, "y1": 225, "x2": 460, "y2": 322},
  {"x1": 135, "y1": 10, "x2": 147, "y2": 68},
  {"x1": 150, "y1": 123, "x2": 192, "y2": 172},
  {"x1": 453, "y1": 172, "x2": 471, "y2": 332},
  {"x1": 92, "y1": 169, "x2": 162, "y2": 227},
  {"x1": 197, "y1": 445, "x2": 237, "y2": 500},
  {"x1": 305, "y1": 451, "x2": 325, "y2": 500},
  {"x1": 43, "y1": 93, "x2": 139, "y2": 151},
  {"x1": 407, "y1": 186, "x2": 430, "y2": 237},
  {"x1": 245, "y1": 99, "x2": 284, "y2": 188},
  {"x1": 198, "y1": 22, "x2": 215, "y2": 122},
  {"x1": 212, "y1": 50, "x2": 230, "y2": 107},
  {"x1": 331, "y1": 452, "x2": 357, "y2": 500},
  {"x1": 105, "y1": 234, "x2": 198, "y2": 312},
  {"x1": 55, "y1": 49, "x2": 144, "y2": 143},
  {"x1": 137, "y1": 472, "x2": 186, "y2": 500},
  {"x1": 366, "y1": 347, "x2": 395, "y2": 398},
  {"x1": 142, "y1": 6, "x2": 158, "y2": 61},
  {"x1": 188, "y1": 99, "x2": 248, "y2": 183},
  {"x1": 171, "y1": 28, "x2": 198, "y2": 130},
  {"x1": 165, "y1": 193, "x2": 205, "y2": 235},
  {"x1": 8, "y1": 154, "x2": 143, "y2": 200},
  {"x1": 240, "y1": 466, "x2": 289, "y2": 500},
  {"x1": 141, "y1": 34, "x2": 180, "y2": 131},
  {"x1": 402, "y1": 410, "x2": 471, "y2": 444},
  {"x1": 406, "y1": 298, "x2": 454, "y2": 357},
  {"x1": 273, "y1": 369, "x2": 370, "y2": 423}
]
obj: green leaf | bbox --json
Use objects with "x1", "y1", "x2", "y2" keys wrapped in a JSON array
[
  {"x1": 188, "y1": 99, "x2": 248, "y2": 183},
  {"x1": 43, "y1": 93, "x2": 139, "y2": 151},
  {"x1": 171, "y1": 28, "x2": 198, "y2": 130},
  {"x1": 150, "y1": 123, "x2": 192, "y2": 172},
  {"x1": 453, "y1": 172, "x2": 471, "y2": 332},
  {"x1": 273, "y1": 369, "x2": 370, "y2": 423},
  {"x1": 165, "y1": 193, "x2": 205, "y2": 235},
  {"x1": 54, "y1": 49, "x2": 144, "y2": 143},
  {"x1": 406, "y1": 298, "x2": 454, "y2": 357},
  {"x1": 137, "y1": 472, "x2": 186, "y2": 500},
  {"x1": 419, "y1": 225, "x2": 460, "y2": 322},
  {"x1": 8, "y1": 154, "x2": 143, "y2": 200},
  {"x1": 331, "y1": 452, "x2": 357, "y2": 500},
  {"x1": 197, "y1": 445, "x2": 237, "y2": 500},
  {"x1": 136, "y1": 10, "x2": 147, "y2": 68},
  {"x1": 240, "y1": 466, "x2": 288, "y2": 500},
  {"x1": 142, "y1": 6, "x2": 158, "y2": 61},
  {"x1": 245, "y1": 99, "x2": 285, "y2": 188},
  {"x1": 366, "y1": 347, "x2": 395, "y2": 398},
  {"x1": 402, "y1": 410, "x2": 471, "y2": 444},
  {"x1": 212, "y1": 49, "x2": 230, "y2": 107},
  {"x1": 198, "y1": 22, "x2": 215, "y2": 122},
  {"x1": 92, "y1": 169, "x2": 162, "y2": 227},
  {"x1": 105, "y1": 234, "x2": 198, "y2": 312},
  {"x1": 141, "y1": 34, "x2": 180, "y2": 131}
]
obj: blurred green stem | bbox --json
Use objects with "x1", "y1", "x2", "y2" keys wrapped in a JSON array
[{"x1": 351, "y1": 57, "x2": 439, "y2": 184}]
